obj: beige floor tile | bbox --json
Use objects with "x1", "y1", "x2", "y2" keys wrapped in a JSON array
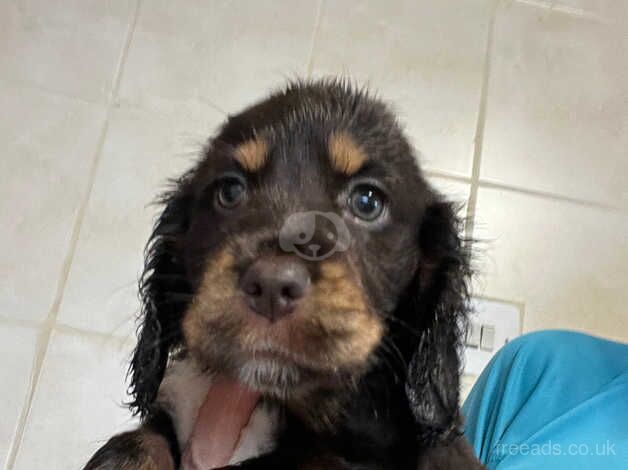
[
  {"x1": 310, "y1": 0, "x2": 494, "y2": 177},
  {"x1": 481, "y1": 1, "x2": 628, "y2": 208},
  {"x1": 0, "y1": 0, "x2": 135, "y2": 103},
  {"x1": 473, "y1": 187, "x2": 628, "y2": 343},
  {"x1": 0, "y1": 324, "x2": 38, "y2": 469},
  {"x1": 0, "y1": 84, "x2": 106, "y2": 323},
  {"x1": 57, "y1": 104, "x2": 223, "y2": 335},
  {"x1": 118, "y1": 0, "x2": 318, "y2": 114},
  {"x1": 13, "y1": 330, "x2": 137, "y2": 470}
]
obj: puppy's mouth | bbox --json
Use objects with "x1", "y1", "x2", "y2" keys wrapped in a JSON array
[
  {"x1": 245, "y1": 341, "x2": 322, "y2": 369},
  {"x1": 181, "y1": 249, "x2": 384, "y2": 399}
]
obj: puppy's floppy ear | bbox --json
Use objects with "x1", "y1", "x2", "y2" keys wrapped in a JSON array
[
  {"x1": 403, "y1": 196, "x2": 471, "y2": 445},
  {"x1": 129, "y1": 183, "x2": 193, "y2": 417}
]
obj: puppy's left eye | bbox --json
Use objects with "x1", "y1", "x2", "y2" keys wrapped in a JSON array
[
  {"x1": 348, "y1": 184, "x2": 386, "y2": 221},
  {"x1": 216, "y1": 177, "x2": 246, "y2": 209}
]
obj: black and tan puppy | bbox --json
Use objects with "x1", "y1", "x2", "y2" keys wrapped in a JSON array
[{"x1": 84, "y1": 79, "x2": 482, "y2": 469}]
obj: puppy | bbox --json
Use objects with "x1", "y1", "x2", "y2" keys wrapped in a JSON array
[{"x1": 83, "y1": 79, "x2": 482, "y2": 469}]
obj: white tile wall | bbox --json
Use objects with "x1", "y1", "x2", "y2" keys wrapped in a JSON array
[
  {"x1": 0, "y1": 0, "x2": 136, "y2": 103},
  {"x1": 0, "y1": 0, "x2": 626, "y2": 468},
  {"x1": 311, "y1": 0, "x2": 494, "y2": 177},
  {"x1": 57, "y1": 104, "x2": 223, "y2": 336},
  {"x1": 13, "y1": 330, "x2": 136, "y2": 470},
  {"x1": 427, "y1": 176, "x2": 472, "y2": 221},
  {"x1": 473, "y1": 187, "x2": 628, "y2": 342},
  {"x1": 481, "y1": 0, "x2": 628, "y2": 208},
  {"x1": 0, "y1": 325, "x2": 38, "y2": 469},
  {"x1": 118, "y1": 0, "x2": 320, "y2": 113},
  {"x1": 0, "y1": 83, "x2": 106, "y2": 323}
]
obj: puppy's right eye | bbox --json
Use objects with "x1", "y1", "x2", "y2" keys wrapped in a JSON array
[
  {"x1": 216, "y1": 177, "x2": 246, "y2": 209},
  {"x1": 348, "y1": 184, "x2": 386, "y2": 222}
]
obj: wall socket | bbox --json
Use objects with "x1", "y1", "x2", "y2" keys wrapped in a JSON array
[{"x1": 463, "y1": 298, "x2": 523, "y2": 376}]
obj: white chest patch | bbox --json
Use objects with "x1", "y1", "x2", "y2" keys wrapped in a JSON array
[{"x1": 156, "y1": 359, "x2": 279, "y2": 465}]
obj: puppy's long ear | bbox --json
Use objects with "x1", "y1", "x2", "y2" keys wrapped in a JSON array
[
  {"x1": 404, "y1": 196, "x2": 471, "y2": 445},
  {"x1": 129, "y1": 184, "x2": 193, "y2": 417}
]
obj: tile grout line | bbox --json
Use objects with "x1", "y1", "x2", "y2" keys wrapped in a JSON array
[
  {"x1": 477, "y1": 179, "x2": 623, "y2": 212},
  {"x1": 0, "y1": 314, "x2": 133, "y2": 343},
  {"x1": 427, "y1": 170, "x2": 622, "y2": 213},
  {"x1": 196, "y1": 96, "x2": 228, "y2": 115},
  {"x1": 464, "y1": 0, "x2": 499, "y2": 241},
  {"x1": 0, "y1": 77, "x2": 96, "y2": 107},
  {"x1": 515, "y1": 0, "x2": 611, "y2": 23},
  {"x1": 108, "y1": 0, "x2": 143, "y2": 105},
  {"x1": 424, "y1": 170, "x2": 473, "y2": 184},
  {"x1": 306, "y1": 0, "x2": 325, "y2": 77},
  {"x1": 474, "y1": 294, "x2": 526, "y2": 314},
  {"x1": 4, "y1": 2, "x2": 143, "y2": 468}
]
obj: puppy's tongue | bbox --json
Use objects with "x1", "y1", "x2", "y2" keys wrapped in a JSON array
[{"x1": 182, "y1": 375, "x2": 260, "y2": 470}]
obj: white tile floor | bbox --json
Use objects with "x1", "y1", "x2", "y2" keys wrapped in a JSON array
[{"x1": 0, "y1": 0, "x2": 626, "y2": 468}]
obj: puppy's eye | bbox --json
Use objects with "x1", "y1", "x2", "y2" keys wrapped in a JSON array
[
  {"x1": 348, "y1": 184, "x2": 385, "y2": 221},
  {"x1": 216, "y1": 177, "x2": 246, "y2": 209}
]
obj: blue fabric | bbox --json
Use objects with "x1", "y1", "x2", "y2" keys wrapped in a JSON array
[{"x1": 462, "y1": 330, "x2": 628, "y2": 469}]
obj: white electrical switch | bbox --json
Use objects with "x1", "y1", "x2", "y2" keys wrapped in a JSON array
[
  {"x1": 466, "y1": 321, "x2": 481, "y2": 348},
  {"x1": 480, "y1": 324, "x2": 495, "y2": 351},
  {"x1": 463, "y1": 298, "x2": 522, "y2": 376}
]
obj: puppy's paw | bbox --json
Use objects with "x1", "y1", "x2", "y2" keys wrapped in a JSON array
[{"x1": 83, "y1": 430, "x2": 175, "y2": 470}]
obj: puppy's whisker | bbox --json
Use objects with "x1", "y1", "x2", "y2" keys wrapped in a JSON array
[
  {"x1": 373, "y1": 346, "x2": 401, "y2": 383},
  {"x1": 377, "y1": 338, "x2": 407, "y2": 378},
  {"x1": 139, "y1": 329, "x2": 182, "y2": 354},
  {"x1": 383, "y1": 338, "x2": 408, "y2": 369},
  {"x1": 379, "y1": 311, "x2": 422, "y2": 338}
]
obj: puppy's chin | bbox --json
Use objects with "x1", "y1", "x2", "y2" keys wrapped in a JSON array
[
  {"x1": 187, "y1": 347, "x2": 354, "y2": 401},
  {"x1": 238, "y1": 349, "x2": 367, "y2": 397},
  {"x1": 236, "y1": 358, "x2": 310, "y2": 398}
]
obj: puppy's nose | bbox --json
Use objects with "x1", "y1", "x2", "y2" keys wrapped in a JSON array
[{"x1": 240, "y1": 257, "x2": 310, "y2": 321}]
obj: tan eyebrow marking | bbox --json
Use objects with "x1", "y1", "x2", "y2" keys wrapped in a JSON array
[
  {"x1": 233, "y1": 138, "x2": 268, "y2": 172},
  {"x1": 328, "y1": 131, "x2": 368, "y2": 176}
]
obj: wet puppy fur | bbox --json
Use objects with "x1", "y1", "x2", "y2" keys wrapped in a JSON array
[{"x1": 84, "y1": 79, "x2": 481, "y2": 469}]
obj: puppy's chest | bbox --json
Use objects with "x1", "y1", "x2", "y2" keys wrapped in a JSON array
[{"x1": 156, "y1": 359, "x2": 280, "y2": 465}]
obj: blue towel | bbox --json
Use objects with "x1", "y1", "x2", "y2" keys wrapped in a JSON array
[{"x1": 462, "y1": 330, "x2": 628, "y2": 469}]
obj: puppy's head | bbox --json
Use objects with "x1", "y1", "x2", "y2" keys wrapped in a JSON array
[{"x1": 130, "y1": 80, "x2": 469, "y2": 426}]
